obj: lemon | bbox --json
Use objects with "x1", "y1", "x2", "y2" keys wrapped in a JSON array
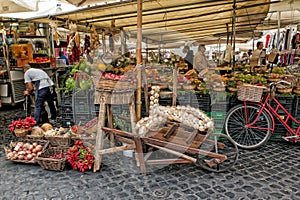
[{"x1": 98, "y1": 63, "x2": 106, "y2": 71}]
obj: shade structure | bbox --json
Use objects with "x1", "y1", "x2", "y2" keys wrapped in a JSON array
[
  {"x1": 0, "y1": 0, "x2": 38, "y2": 14},
  {"x1": 64, "y1": 0, "x2": 110, "y2": 7},
  {"x1": 25, "y1": 0, "x2": 275, "y2": 46}
]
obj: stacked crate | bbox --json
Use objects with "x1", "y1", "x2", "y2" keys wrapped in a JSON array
[
  {"x1": 60, "y1": 93, "x2": 74, "y2": 127},
  {"x1": 228, "y1": 94, "x2": 241, "y2": 110},
  {"x1": 190, "y1": 93, "x2": 211, "y2": 113},
  {"x1": 270, "y1": 95, "x2": 294, "y2": 141},
  {"x1": 176, "y1": 91, "x2": 191, "y2": 107},
  {"x1": 73, "y1": 89, "x2": 96, "y2": 126},
  {"x1": 292, "y1": 95, "x2": 300, "y2": 131},
  {"x1": 210, "y1": 92, "x2": 229, "y2": 132}
]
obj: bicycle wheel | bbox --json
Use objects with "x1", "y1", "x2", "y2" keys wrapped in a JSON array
[
  {"x1": 224, "y1": 104, "x2": 272, "y2": 149},
  {"x1": 196, "y1": 132, "x2": 238, "y2": 172}
]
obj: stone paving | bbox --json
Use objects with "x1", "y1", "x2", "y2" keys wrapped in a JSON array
[{"x1": 1, "y1": 105, "x2": 300, "y2": 199}]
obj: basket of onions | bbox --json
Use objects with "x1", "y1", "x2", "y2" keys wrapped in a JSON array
[{"x1": 4, "y1": 139, "x2": 49, "y2": 163}]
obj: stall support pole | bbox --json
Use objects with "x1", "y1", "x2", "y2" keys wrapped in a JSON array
[
  {"x1": 226, "y1": 23, "x2": 229, "y2": 45},
  {"x1": 232, "y1": 0, "x2": 237, "y2": 69},
  {"x1": 120, "y1": 28, "x2": 126, "y2": 55},
  {"x1": 276, "y1": 11, "x2": 281, "y2": 49},
  {"x1": 136, "y1": 0, "x2": 143, "y2": 121}
]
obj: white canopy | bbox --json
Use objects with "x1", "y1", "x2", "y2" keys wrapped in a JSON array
[{"x1": 0, "y1": 0, "x2": 38, "y2": 14}]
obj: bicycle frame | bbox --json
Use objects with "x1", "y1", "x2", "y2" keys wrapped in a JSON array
[{"x1": 243, "y1": 92, "x2": 300, "y2": 138}]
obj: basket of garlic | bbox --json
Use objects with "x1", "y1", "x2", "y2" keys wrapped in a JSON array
[
  {"x1": 44, "y1": 127, "x2": 71, "y2": 147},
  {"x1": 136, "y1": 85, "x2": 214, "y2": 137}
]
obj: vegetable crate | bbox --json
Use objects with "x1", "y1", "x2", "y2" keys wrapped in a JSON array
[{"x1": 36, "y1": 147, "x2": 69, "y2": 171}]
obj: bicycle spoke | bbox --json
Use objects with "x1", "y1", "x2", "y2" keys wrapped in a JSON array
[{"x1": 225, "y1": 104, "x2": 272, "y2": 149}]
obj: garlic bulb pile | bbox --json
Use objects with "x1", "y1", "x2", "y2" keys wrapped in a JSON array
[
  {"x1": 149, "y1": 86, "x2": 160, "y2": 111},
  {"x1": 136, "y1": 86, "x2": 214, "y2": 136}
]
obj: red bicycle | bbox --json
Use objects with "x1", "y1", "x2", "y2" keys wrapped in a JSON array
[{"x1": 224, "y1": 80, "x2": 300, "y2": 149}]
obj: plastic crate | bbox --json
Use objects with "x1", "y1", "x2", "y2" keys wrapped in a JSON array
[
  {"x1": 191, "y1": 93, "x2": 211, "y2": 112},
  {"x1": 292, "y1": 96, "x2": 300, "y2": 116},
  {"x1": 159, "y1": 98, "x2": 172, "y2": 106},
  {"x1": 211, "y1": 102, "x2": 229, "y2": 112},
  {"x1": 61, "y1": 118, "x2": 74, "y2": 128},
  {"x1": 73, "y1": 114, "x2": 91, "y2": 125},
  {"x1": 212, "y1": 119, "x2": 225, "y2": 130},
  {"x1": 210, "y1": 111, "x2": 227, "y2": 120},
  {"x1": 228, "y1": 95, "x2": 241, "y2": 110}
]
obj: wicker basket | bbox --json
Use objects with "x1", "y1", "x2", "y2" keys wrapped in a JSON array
[
  {"x1": 227, "y1": 87, "x2": 238, "y2": 92},
  {"x1": 28, "y1": 62, "x2": 51, "y2": 68},
  {"x1": 5, "y1": 139, "x2": 49, "y2": 164},
  {"x1": 237, "y1": 84, "x2": 265, "y2": 102},
  {"x1": 96, "y1": 79, "x2": 135, "y2": 90},
  {"x1": 268, "y1": 78, "x2": 282, "y2": 82},
  {"x1": 293, "y1": 89, "x2": 300, "y2": 95},
  {"x1": 45, "y1": 135, "x2": 71, "y2": 147},
  {"x1": 213, "y1": 87, "x2": 226, "y2": 92},
  {"x1": 277, "y1": 88, "x2": 293, "y2": 94},
  {"x1": 14, "y1": 128, "x2": 30, "y2": 137},
  {"x1": 35, "y1": 147, "x2": 69, "y2": 171},
  {"x1": 183, "y1": 84, "x2": 196, "y2": 90}
]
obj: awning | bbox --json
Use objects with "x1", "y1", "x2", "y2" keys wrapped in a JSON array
[
  {"x1": 64, "y1": 0, "x2": 109, "y2": 7},
  {"x1": 0, "y1": 0, "x2": 38, "y2": 14},
  {"x1": 25, "y1": 0, "x2": 274, "y2": 46}
]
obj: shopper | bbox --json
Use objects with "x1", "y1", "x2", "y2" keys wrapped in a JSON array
[
  {"x1": 182, "y1": 46, "x2": 194, "y2": 71},
  {"x1": 193, "y1": 44, "x2": 212, "y2": 77},
  {"x1": 23, "y1": 64, "x2": 57, "y2": 125},
  {"x1": 58, "y1": 51, "x2": 70, "y2": 65},
  {"x1": 0, "y1": 62, "x2": 3, "y2": 108},
  {"x1": 251, "y1": 41, "x2": 264, "y2": 66}
]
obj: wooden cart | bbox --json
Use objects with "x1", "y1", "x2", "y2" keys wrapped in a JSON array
[{"x1": 93, "y1": 67, "x2": 238, "y2": 174}]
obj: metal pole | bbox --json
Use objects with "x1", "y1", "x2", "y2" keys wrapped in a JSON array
[
  {"x1": 136, "y1": 0, "x2": 143, "y2": 121},
  {"x1": 276, "y1": 11, "x2": 281, "y2": 49},
  {"x1": 120, "y1": 28, "x2": 126, "y2": 55},
  {"x1": 226, "y1": 23, "x2": 229, "y2": 45},
  {"x1": 232, "y1": 0, "x2": 237, "y2": 69}
]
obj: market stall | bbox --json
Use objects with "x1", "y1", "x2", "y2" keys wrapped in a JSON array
[{"x1": 3, "y1": 0, "x2": 300, "y2": 175}]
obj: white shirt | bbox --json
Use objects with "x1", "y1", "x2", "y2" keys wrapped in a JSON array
[{"x1": 24, "y1": 68, "x2": 54, "y2": 90}]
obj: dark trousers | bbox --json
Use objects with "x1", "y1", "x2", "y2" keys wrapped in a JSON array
[{"x1": 35, "y1": 87, "x2": 57, "y2": 124}]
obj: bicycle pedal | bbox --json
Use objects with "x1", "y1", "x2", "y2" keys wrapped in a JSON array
[
  {"x1": 204, "y1": 158, "x2": 221, "y2": 167},
  {"x1": 282, "y1": 135, "x2": 299, "y2": 141}
]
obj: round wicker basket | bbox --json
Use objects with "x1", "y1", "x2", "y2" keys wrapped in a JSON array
[
  {"x1": 277, "y1": 88, "x2": 293, "y2": 94},
  {"x1": 227, "y1": 87, "x2": 238, "y2": 92},
  {"x1": 14, "y1": 128, "x2": 29, "y2": 137},
  {"x1": 293, "y1": 89, "x2": 300, "y2": 95}
]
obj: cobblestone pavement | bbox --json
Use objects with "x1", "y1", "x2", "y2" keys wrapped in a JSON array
[{"x1": 1, "y1": 105, "x2": 300, "y2": 199}]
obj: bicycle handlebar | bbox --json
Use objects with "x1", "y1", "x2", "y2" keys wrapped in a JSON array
[{"x1": 269, "y1": 80, "x2": 291, "y2": 89}]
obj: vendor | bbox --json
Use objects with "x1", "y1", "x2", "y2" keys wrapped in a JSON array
[
  {"x1": 251, "y1": 41, "x2": 264, "y2": 66},
  {"x1": 193, "y1": 44, "x2": 214, "y2": 78},
  {"x1": 182, "y1": 46, "x2": 194, "y2": 71},
  {"x1": 23, "y1": 64, "x2": 57, "y2": 125},
  {"x1": 0, "y1": 62, "x2": 4, "y2": 108},
  {"x1": 58, "y1": 51, "x2": 70, "y2": 65}
]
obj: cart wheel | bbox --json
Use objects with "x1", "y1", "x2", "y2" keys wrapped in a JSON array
[{"x1": 196, "y1": 132, "x2": 238, "y2": 172}]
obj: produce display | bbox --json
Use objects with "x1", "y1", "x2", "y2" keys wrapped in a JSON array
[
  {"x1": 31, "y1": 57, "x2": 50, "y2": 63},
  {"x1": 48, "y1": 152, "x2": 67, "y2": 159},
  {"x1": 90, "y1": 25, "x2": 100, "y2": 50},
  {"x1": 136, "y1": 86, "x2": 214, "y2": 136},
  {"x1": 4, "y1": 141, "x2": 46, "y2": 162},
  {"x1": 67, "y1": 140, "x2": 94, "y2": 173}
]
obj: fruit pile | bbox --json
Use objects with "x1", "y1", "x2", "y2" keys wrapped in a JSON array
[
  {"x1": 31, "y1": 57, "x2": 50, "y2": 63},
  {"x1": 48, "y1": 152, "x2": 67, "y2": 159}
]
